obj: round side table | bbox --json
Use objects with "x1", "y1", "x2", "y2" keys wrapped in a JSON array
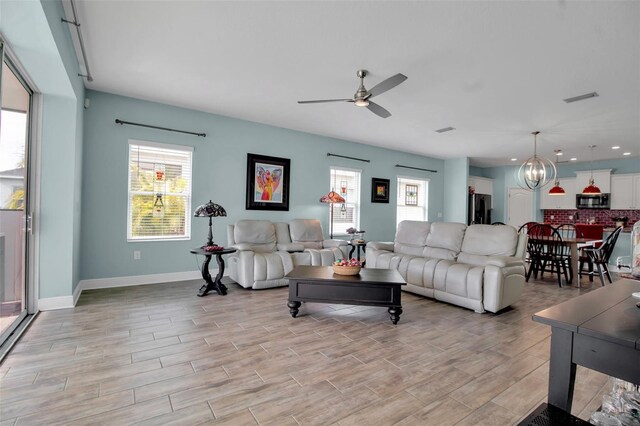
[{"x1": 190, "y1": 248, "x2": 236, "y2": 297}]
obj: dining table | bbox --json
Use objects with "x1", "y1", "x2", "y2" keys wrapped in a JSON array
[{"x1": 528, "y1": 236, "x2": 602, "y2": 286}]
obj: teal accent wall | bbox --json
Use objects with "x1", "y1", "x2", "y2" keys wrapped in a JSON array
[
  {"x1": 1, "y1": 1, "x2": 85, "y2": 298},
  {"x1": 443, "y1": 157, "x2": 469, "y2": 223},
  {"x1": 80, "y1": 90, "x2": 445, "y2": 280},
  {"x1": 468, "y1": 166, "x2": 486, "y2": 178}
]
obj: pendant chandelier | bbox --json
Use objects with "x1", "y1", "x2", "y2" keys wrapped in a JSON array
[
  {"x1": 548, "y1": 149, "x2": 566, "y2": 195},
  {"x1": 516, "y1": 131, "x2": 556, "y2": 191},
  {"x1": 582, "y1": 145, "x2": 601, "y2": 194}
]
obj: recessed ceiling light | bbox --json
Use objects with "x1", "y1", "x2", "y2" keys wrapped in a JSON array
[
  {"x1": 555, "y1": 152, "x2": 563, "y2": 156},
  {"x1": 612, "y1": 146, "x2": 620, "y2": 150},
  {"x1": 510, "y1": 158, "x2": 517, "y2": 161},
  {"x1": 435, "y1": 126, "x2": 455, "y2": 133},
  {"x1": 570, "y1": 158, "x2": 577, "y2": 161},
  {"x1": 623, "y1": 152, "x2": 631, "y2": 156},
  {"x1": 563, "y1": 92, "x2": 599, "y2": 103}
]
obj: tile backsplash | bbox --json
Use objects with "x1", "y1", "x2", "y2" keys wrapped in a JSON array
[{"x1": 543, "y1": 209, "x2": 640, "y2": 226}]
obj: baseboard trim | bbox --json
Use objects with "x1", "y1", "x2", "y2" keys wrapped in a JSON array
[
  {"x1": 79, "y1": 270, "x2": 204, "y2": 291},
  {"x1": 38, "y1": 270, "x2": 206, "y2": 311},
  {"x1": 38, "y1": 295, "x2": 75, "y2": 311}
]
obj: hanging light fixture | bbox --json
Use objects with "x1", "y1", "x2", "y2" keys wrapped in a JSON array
[
  {"x1": 516, "y1": 131, "x2": 556, "y2": 191},
  {"x1": 548, "y1": 149, "x2": 566, "y2": 195},
  {"x1": 582, "y1": 145, "x2": 601, "y2": 194}
]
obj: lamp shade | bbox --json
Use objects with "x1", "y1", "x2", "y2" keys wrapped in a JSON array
[
  {"x1": 582, "y1": 179, "x2": 601, "y2": 195},
  {"x1": 548, "y1": 182, "x2": 566, "y2": 195},
  {"x1": 194, "y1": 200, "x2": 227, "y2": 217},
  {"x1": 319, "y1": 191, "x2": 346, "y2": 204}
]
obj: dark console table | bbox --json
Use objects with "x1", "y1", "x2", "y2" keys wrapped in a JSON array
[
  {"x1": 533, "y1": 278, "x2": 640, "y2": 412},
  {"x1": 190, "y1": 248, "x2": 236, "y2": 297},
  {"x1": 285, "y1": 266, "x2": 406, "y2": 324}
]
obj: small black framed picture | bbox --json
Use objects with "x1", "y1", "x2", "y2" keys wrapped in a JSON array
[
  {"x1": 246, "y1": 153, "x2": 291, "y2": 211},
  {"x1": 371, "y1": 178, "x2": 390, "y2": 203}
]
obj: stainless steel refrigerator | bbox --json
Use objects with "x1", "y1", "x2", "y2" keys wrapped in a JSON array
[{"x1": 468, "y1": 194, "x2": 492, "y2": 225}]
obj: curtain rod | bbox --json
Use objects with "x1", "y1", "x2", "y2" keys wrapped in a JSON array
[
  {"x1": 327, "y1": 153, "x2": 370, "y2": 163},
  {"x1": 115, "y1": 119, "x2": 207, "y2": 137},
  {"x1": 395, "y1": 164, "x2": 438, "y2": 173},
  {"x1": 61, "y1": 0, "x2": 93, "y2": 82}
]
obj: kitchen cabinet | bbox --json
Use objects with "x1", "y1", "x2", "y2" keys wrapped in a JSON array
[
  {"x1": 540, "y1": 178, "x2": 576, "y2": 210},
  {"x1": 468, "y1": 176, "x2": 493, "y2": 196},
  {"x1": 610, "y1": 173, "x2": 640, "y2": 209},
  {"x1": 575, "y1": 169, "x2": 611, "y2": 194}
]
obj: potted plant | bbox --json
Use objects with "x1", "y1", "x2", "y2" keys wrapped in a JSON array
[{"x1": 611, "y1": 216, "x2": 628, "y2": 228}]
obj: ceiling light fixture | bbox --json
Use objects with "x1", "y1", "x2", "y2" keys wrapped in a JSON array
[
  {"x1": 510, "y1": 158, "x2": 518, "y2": 161},
  {"x1": 516, "y1": 131, "x2": 556, "y2": 191},
  {"x1": 548, "y1": 149, "x2": 566, "y2": 196},
  {"x1": 581, "y1": 145, "x2": 601, "y2": 194},
  {"x1": 611, "y1": 146, "x2": 620, "y2": 150},
  {"x1": 563, "y1": 92, "x2": 599, "y2": 103},
  {"x1": 623, "y1": 152, "x2": 631, "y2": 156},
  {"x1": 354, "y1": 99, "x2": 369, "y2": 107},
  {"x1": 570, "y1": 158, "x2": 577, "y2": 161},
  {"x1": 435, "y1": 127, "x2": 455, "y2": 133}
]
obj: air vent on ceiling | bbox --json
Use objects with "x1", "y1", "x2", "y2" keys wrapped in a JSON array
[
  {"x1": 435, "y1": 126, "x2": 455, "y2": 133},
  {"x1": 563, "y1": 92, "x2": 598, "y2": 103}
]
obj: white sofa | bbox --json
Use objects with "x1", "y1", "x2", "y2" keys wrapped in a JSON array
[
  {"x1": 366, "y1": 221, "x2": 527, "y2": 313},
  {"x1": 227, "y1": 219, "x2": 348, "y2": 289}
]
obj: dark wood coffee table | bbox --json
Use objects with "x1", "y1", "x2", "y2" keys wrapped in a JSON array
[{"x1": 285, "y1": 266, "x2": 406, "y2": 324}]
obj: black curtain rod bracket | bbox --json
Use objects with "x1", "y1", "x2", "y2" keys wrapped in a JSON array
[
  {"x1": 327, "y1": 153, "x2": 370, "y2": 163},
  {"x1": 115, "y1": 119, "x2": 206, "y2": 137},
  {"x1": 395, "y1": 164, "x2": 438, "y2": 173}
]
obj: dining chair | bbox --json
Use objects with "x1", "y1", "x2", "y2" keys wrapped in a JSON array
[
  {"x1": 518, "y1": 221, "x2": 538, "y2": 235},
  {"x1": 553, "y1": 224, "x2": 576, "y2": 283},
  {"x1": 576, "y1": 224, "x2": 604, "y2": 283},
  {"x1": 491, "y1": 222, "x2": 506, "y2": 225},
  {"x1": 526, "y1": 224, "x2": 566, "y2": 287},
  {"x1": 579, "y1": 226, "x2": 623, "y2": 286}
]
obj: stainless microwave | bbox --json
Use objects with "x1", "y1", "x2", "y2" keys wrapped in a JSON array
[{"x1": 576, "y1": 193, "x2": 610, "y2": 209}]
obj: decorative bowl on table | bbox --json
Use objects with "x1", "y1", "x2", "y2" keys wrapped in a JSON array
[{"x1": 332, "y1": 259, "x2": 362, "y2": 275}]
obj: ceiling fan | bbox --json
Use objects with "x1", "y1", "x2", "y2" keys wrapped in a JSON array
[{"x1": 298, "y1": 69, "x2": 407, "y2": 118}]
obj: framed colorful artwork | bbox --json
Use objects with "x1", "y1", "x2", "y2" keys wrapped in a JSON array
[
  {"x1": 371, "y1": 177, "x2": 390, "y2": 203},
  {"x1": 246, "y1": 153, "x2": 291, "y2": 211}
]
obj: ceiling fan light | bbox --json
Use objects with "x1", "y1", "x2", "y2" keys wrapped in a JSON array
[{"x1": 354, "y1": 99, "x2": 369, "y2": 107}]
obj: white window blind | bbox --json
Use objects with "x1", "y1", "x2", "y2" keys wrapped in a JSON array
[
  {"x1": 396, "y1": 176, "x2": 429, "y2": 226},
  {"x1": 127, "y1": 140, "x2": 193, "y2": 241},
  {"x1": 330, "y1": 167, "x2": 361, "y2": 235}
]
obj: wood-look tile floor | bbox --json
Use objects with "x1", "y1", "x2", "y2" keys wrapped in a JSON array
[{"x1": 0, "y1": 275, "x2": 616, "y2": 425}]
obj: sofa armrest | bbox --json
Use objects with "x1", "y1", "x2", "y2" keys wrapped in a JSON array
[
  {"x1": 323, "y1": 239, "x2": 347, "y2": 248},
  {"x1": 487, "y1": 256, "x2": 524, "y2": 268},
  {"x1": 367, "y1": 241, "x2": 394, "y2": 251},
  {"x1": 483, "y1": 263, "x2": 525, "y2": 313},
  {"x1": 277, "y1": 243, "x2": 305, "y2": 252}
]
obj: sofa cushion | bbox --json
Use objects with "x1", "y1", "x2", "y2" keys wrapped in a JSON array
[
  {"x1": 394, "y1": 221, "x2": 431, "y2": 255},
  {"x1": 461, "y1": 225, "x2": 518, "y2": 256},
  {"x1": 422, "y1": 222, "x2": 466, "y2": 259},
  {"x1": 233, "y1": 220, "x2": 276, "y2": 253},
  {"x1": 290, "y1": 219, "x2": 324, "y2": 242}
]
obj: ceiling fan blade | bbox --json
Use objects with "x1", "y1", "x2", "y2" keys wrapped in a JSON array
[
  {"x1": 298, "y1": 99, "x2": 353, "y2": 104},
  {"x1": 367, "y1": 73, "x2": 408, "y2": 98},
  {"x1": 367, "y1": 101, "x2": 391, "y2": 118}
]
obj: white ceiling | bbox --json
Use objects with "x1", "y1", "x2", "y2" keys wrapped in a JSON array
[{"x1": 75, "y1": 0, "x2": 640, "y2": 167}]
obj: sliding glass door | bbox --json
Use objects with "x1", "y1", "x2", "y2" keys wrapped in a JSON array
[{"x1": 0, "y1": 43, "x2": 33, "y2": 345}]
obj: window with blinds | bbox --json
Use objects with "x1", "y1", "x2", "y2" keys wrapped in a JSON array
[
  {"x1": 330, "y1": 167, "x2": 361, "y2": 235},
  {"x1": 127, "y1": 140, "x2": 193, "y2": 241},
  {"x1": 396, "y1": 176, "x2": 429, "y2": 226}
]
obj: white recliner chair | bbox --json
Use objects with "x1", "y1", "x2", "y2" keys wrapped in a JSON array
[
  {"x1": 287, "y1": 219, "x2": 348, "y2": 265},
  {"x1": 227, "y1": 220, "x2": 293, "y2": 289}
]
